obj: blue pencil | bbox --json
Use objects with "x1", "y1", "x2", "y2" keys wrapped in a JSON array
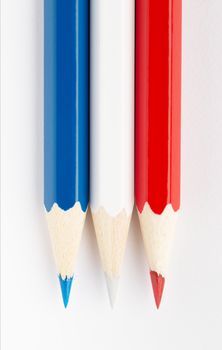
[{"x1": 44, "y1": 0, "x2": 89, "y2": 307}]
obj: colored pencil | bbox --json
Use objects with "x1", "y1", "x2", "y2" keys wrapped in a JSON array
[
  {"x1": 135, "y1": 0, "x2": 182, "y2": 308},
  {"x1": 90, "y1": 0, "x2": 135, "y2": 307},
  {"x1": 44, "y1": 0, "x2": 89, "y2": 307}
]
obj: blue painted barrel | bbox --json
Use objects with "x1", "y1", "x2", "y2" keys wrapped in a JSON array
[{"x1": 44, "y1": 0, "x2": 89, "y2": 213}]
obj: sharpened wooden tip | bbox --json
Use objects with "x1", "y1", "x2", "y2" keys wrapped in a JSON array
[
  {"x1": 150, "y1": 270, "x2": 165, "y2": 309},
  {"x1": 45, "y1": 203, "x2": 86, "y2": 279},
  {"x1": 92, "y1": 207, "x2": 131, "y2": 278}
]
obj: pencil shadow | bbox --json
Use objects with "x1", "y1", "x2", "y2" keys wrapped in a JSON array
[
  {"x1": 33, "y1": 0, "x2": 43, "y2": 209},
  {"x1": 123, "y1": 206, "x2": 151, "y2": 302},
  {"x1": 84, "y1": 209, "x2": 104, "y2": 279},
  {"x1": 32, "y1": 0, "x2": 55, "y2": 280}
]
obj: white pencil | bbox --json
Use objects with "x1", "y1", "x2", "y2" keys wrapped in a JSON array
[{"x1": 90, "y1": 0, "x2": 135, "y2": 307}]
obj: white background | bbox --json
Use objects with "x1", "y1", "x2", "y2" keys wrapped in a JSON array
[{"x1": 1, "y1": 1, "x2": 222, "y2": 349}]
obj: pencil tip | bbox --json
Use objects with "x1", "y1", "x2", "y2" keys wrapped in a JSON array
[
  {"x1": 150, "y1": 270, "x2": 165, "y2": 309},
  {"x1": 58, "y1": 275, "x2": 73, "y2": 308},
  {"x1": 105, "y1": 274, "x2": 119, "y2": 308}
]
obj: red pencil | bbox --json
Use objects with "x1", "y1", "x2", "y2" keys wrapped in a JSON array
[{"x1": 135, "y1": 0, "x2": 182, "y2": 308}]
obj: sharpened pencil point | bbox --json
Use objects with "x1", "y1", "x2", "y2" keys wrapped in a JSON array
[
  {"x1": 150, "y1": 271, "x2": 165, "y2": 309},
  {"x1": 58, "y1": 275, "x2": 73, "y2": 308},
  {"x1": 105, "y1": 274, "x2": 119, "y2": 308}
]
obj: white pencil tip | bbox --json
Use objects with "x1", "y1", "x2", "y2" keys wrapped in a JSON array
[{"x1": 105, "y1": 274, "x2": 119, "y2": 308}]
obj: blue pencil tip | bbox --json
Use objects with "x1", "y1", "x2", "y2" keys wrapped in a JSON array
[{"x1": 58, "y1": 275, "x2": 73, "y2": 308}]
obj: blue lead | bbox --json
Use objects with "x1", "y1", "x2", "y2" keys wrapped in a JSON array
[{"x1": 59, "y1": 275, "x2": 74, "y2": 308}]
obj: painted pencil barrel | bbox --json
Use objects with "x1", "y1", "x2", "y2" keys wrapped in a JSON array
[
  {"x1": 44, "y1": 0, "x2": 89, "y2": 297},
  {"x1": 44, "y1": 0, "x2": 89, "y2": 213},
  {"x1": 90, "y1": 0, "x2": 134, "y2": 299},
  {"x1": 135, "y1": 0, "x2": 182, "y2": 215},
  {"x1": 90, "y1": 0, "x2": 134, "y2": 216}
]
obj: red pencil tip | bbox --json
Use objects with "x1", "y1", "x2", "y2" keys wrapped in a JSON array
[{"x1": 150, "y1": 271, "x2": 165, "y2": 309}]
